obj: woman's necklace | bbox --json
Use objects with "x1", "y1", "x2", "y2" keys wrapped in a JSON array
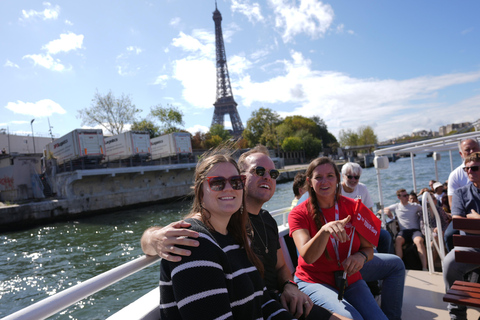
[{"x1": 251, "y1": 213, "x2": 269, "y2": 253}]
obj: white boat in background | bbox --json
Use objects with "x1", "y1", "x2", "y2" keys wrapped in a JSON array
[{"x1": 4, "y1": 131, "x2": 480, "y2": 320}]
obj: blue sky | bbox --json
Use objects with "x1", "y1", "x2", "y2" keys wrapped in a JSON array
[{"x1": 1, "y1": 0, "x2": 479, "y2": 142}]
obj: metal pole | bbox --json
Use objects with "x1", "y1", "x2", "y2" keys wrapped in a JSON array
[
  {"x1": 31, "y1": 119, "x2": 36, "y2": 154},
  {"x1": 410, "y1": 152, "x2": 417, "y2": 193}
]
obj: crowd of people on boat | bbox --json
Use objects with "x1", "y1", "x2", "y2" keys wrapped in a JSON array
[{"x1": 139, "y1": 137, "x2": 480, "y2": 320}]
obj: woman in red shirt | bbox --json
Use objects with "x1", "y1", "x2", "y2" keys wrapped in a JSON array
[{"x1": 289, "y1": 157, "x2": 387, "y2": 319}]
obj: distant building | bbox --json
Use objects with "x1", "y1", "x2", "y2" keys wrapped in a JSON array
[{"x1": 439, "y1": 122, "x2": 472, "y2": 136}]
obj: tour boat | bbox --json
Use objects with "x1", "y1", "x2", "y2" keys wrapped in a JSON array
[{"x1": 4, "y1": 131, "x2": 480, "y2": 320}]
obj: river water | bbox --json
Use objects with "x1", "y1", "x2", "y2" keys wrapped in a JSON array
[{"x1": 0, "y1": 151, "x2": 462, "y2": 319}]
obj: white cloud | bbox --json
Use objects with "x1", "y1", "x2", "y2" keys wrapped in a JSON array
[
  {"x1": 4, "y1": 60, "x2": 19, "y2": 68},
  {"x1": 127, "y1": 46, "x2": 143, "y2": 54},
  {"x1": 231, "y1": 50, "x2": 480, "y2": 140},
  {"x1": 231, "y1": 0, "x2": 264, "y2": 23},
  {"x1": 172, "y1": 31, "x2": 215, "y2": 59},
  {"x1": 65, "y1": 19, "x2": 73, "y2": 26},
  {"x1": 22, "y1": 54, "x2": 66, "y2": 71},
  {"x1": 21, "y1": 3, "x2": 60, "y2": 21},
  {"x1": 153, "y1": 74, "x2": 169, "y2": 86},
  {"x1": 5, "y1": 99, "x2": 67, "y2": 117},
  {"x1": 170, "y1": 17, "x2": 181, "y2": 27},
  {"x1": 186, "y1": 124, "x2": 209, "y2": 134},
  {"x1": 269, "y1": 0, "x2": 334, "y2": 42},
  {"x1": 42, "y1": 32, "x2": 84, "y2": 55}
]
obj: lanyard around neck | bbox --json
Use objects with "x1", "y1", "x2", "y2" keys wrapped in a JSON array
[{"x1": 323, "y1": 202, "x2": 341, "y2": 265}]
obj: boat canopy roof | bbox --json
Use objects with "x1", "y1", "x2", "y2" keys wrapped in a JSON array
[{"x1": 374, "y1": 131, "x2": 480, "y2": 156}]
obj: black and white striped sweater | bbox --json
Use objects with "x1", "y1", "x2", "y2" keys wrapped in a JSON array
[{"x1": 159, "y1": 218, "x2": 293, "y2": 320}]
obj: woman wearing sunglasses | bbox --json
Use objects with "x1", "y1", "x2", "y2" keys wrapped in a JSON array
[
  {"x1": 159, "y1": 149, "x2": 291, "y2": 319},
  {"x1": 288, "y1": 157, "x2": 387, "y2": 319}
]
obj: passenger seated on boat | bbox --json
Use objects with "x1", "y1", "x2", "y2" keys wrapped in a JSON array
[
  {"x1": 143, "y1": 145, "x2": 345, "y2": 320},
  {"x1": 155, "y1": 148, "x2": 292, "y2": 319},
  {"x1": 385, "y1": 188, "x2": 428, "y2": 270},
  {"x1": 291, "y1": 172, "x2": 307, "y2": 209},
  {"x1": 444, "y1": 138, "x2": 480, "y2": 253},
  {"x1": 408, "y1": 191, "x2": 419, "y2": 205},
  {"x1": 443, "y1": 152, "x2": 480, "y2": 320},
  {"x1": 289, "y1": 157, "x2": 388, "y2": 320}
]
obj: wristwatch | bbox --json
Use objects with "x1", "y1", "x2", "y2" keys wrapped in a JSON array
[{"x1": 281, "y1": 280, "x2": 298, "y2": 292}]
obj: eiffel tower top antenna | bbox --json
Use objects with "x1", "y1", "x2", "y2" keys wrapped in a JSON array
[{"x1": 211, "y1": 2, "x2": 244, "y2": 138}]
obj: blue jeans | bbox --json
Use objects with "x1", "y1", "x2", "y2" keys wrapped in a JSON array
[
  {"x1": 377, "y1": 229, "x2": 393, "y2": 254},
  {"x1": 360, "y1": 253, "x2": 405, "y2": 320},
  {"x1": 443, "y1": 247, "x2": 480, "y2": 320},
  {"x1": 295, "y1": 276, "x2": 387, "y2": 320},
  {"x1": 444, "y1": 222, "x2": 459, "y2": 253}
]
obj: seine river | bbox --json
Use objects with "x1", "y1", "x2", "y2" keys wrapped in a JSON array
[{"x1": 0, "y1": 150, "x2": 462, "y2": 319}]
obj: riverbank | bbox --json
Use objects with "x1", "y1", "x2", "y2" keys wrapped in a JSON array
[{"x1": 0, "y1": 164, "x2": 310, "y2": 231}]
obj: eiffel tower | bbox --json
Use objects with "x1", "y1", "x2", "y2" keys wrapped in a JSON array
[{"x1": 211, "y1": 3, "x2": 244, "y2": 138}]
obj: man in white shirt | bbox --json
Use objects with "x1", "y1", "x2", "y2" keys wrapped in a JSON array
[
  {"x1": 340, "y1": 162, "x2": 391, "y2": 254},
  {"x1": 444, "y1": 138, "x2": 480, "y2": 251},
  {"x1": 385, "y1": 188, "x2": 427, "y2": 270}
]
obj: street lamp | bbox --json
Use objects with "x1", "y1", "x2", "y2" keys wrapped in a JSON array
[{"x1": 31, "y1": 119, "x2": 36, "y2": 154}]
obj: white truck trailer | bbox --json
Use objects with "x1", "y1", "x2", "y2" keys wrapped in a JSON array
[
  {"x1": 150, "y1": 132, "x2": 192, "y2": 160},
  {"x1": 104, "y1": 131, "x2": 151, "y2": 161},
  {"x1": 45, "y1": 129, "x2": 105, "y2": 165}
]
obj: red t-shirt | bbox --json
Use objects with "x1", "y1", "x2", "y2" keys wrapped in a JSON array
[{"x1": 288, "y1": 196, "x2": 362, "y2": 289}]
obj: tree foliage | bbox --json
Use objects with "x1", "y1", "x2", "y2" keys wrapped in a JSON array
[
  {"x1": 243, "y1": 108, "x2": 282, "y2": 147},
  {"x1": 210, "y1": 124, "x2": 232, "y2": 141},
  {"x1": 131, "y1": 119, "x2": 160, "y2": 139},
  {"x1": 338, "y1": 125, "x2": 377, "y2": 147},
  {"x1": 281, "y1": 136, "x2": 303, "y2": 151},
  {"x1": 77, "y1": 90, "x2": 141, "y2": 135},
  {"x1": 150, "y1": 104, "x2": 185, "y2": 135}
]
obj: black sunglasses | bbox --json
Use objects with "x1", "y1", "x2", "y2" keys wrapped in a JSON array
[
  {"x1": 206, "y1": 175, "x2": 246, "y2": 191},
  {"x1": 252, "y1": 166, "x2": 280, "y2": 180},
  {"x1": 400, "y1": 194, "x2": 409, "y2": 198},
  {"x1": 463, "y1": 166, "x2": 479, "y2": 172},
  {"x1": 346, "y1": 175, "x2": 360, "y2": 180}
]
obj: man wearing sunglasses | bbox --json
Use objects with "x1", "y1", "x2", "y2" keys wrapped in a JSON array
[
  {"x1": 443, "y1": 152, "x2": 480, "y2": 320},
  {"x1": 385, "y1": 189, "x2": 427, "y2": 270},
  {"x1": 444, "y1": 138, "x2": 480, "y2": 252},
  {"x1": 141, "y1": 146, "x2": 345, "y2": 320}
]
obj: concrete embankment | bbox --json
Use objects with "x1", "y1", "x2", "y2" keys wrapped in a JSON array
[{"x1": 0, "y1": 164, "x2": 308, "y2": 231}]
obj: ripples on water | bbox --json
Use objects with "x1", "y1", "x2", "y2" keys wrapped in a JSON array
[{"x1": 0, "y1": 151, "x2": 462, "y2": 319}]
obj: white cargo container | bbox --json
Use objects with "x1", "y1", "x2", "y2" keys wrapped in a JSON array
[
  {"x1": 150, "y1": 132, "x2": 192, "y2": 160},
  {"x1": 45, "y1": 129, "x2": 105, "y2": 165},
  {"x1": 104, "y1": 131, "x2": 151, "y2": 161}
]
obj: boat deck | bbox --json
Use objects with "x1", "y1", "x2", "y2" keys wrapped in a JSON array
[{"x1": 403, "y1": 270, "x2": 479, "y2": 319}]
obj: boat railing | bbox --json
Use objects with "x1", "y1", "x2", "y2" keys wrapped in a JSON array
[
  {"x1": 1, "y1": 207, "x2": 292, "y2": 320},
  {"x1": 422, "y1": 192, "x2": 446, "y2": 273}
]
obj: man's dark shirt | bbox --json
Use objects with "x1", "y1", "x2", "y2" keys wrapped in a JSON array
[
  {"x1": 249, "y1": 209, "x2": 281, "y2": 291},
  {"x1": 452, "y1": 183, "x2": 480, "y2": 235}
]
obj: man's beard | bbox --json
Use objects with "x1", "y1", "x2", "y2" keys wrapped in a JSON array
[{"x1": 345, "y1": 179, "x2": 356, "y2": 189}]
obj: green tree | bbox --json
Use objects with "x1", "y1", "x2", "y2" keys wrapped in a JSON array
[
  {"x1": 131, "y1": 119, "x2": 160, "y2": 139},
  {"x1": 203, "y1": 135, "x2": 223, "y2": 149},
  {"x1": 281, "y1": 136, "x2": 303, "y2": 151},
  {"x1": 77, "y1": 89, "x2": 141, "y2": 135},
  {"x1": 243, "y1": 108, "x2": 282, "y2": 147},
  {"x1": 310, "y1": 116, "x2": 337, "y2": 147},
  {"x1": 210, "y1": 124, "x2": 232, "y2": 141},
  {"x1": 338, "y1": 129, "x2": 359, "y2": 147},
  {"x1": 358, "y1": 125, "x2": 378, "y2": 145},
  {"x1": 150, "y1": 104, "x2": 184, "y2": 135}
]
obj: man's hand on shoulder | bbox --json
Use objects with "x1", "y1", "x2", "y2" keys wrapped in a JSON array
[
  {"x1": 141, "y1": 220, "x2": 199, "y2": 262},
  {"x1": 280, "y1": 282, "x2": 313, "y2": 318}
]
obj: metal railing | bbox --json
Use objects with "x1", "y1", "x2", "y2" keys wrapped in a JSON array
[
  {"x1": 422, "y1": 192, "x2": 446, "y2": 273},
  {"x1": 1, "y1": 255, "x2": 160, "y2": 320}
]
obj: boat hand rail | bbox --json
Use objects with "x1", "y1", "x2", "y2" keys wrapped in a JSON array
[
  {"x1": 2, "y1": 207, "x2": 292, "y2": 320},
  {"x1": 1, "y1": 255, "x2": 161, "y2": 320},
  {"x1": 422, "y1": 192, "x2": 446, "y2": 273}
]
